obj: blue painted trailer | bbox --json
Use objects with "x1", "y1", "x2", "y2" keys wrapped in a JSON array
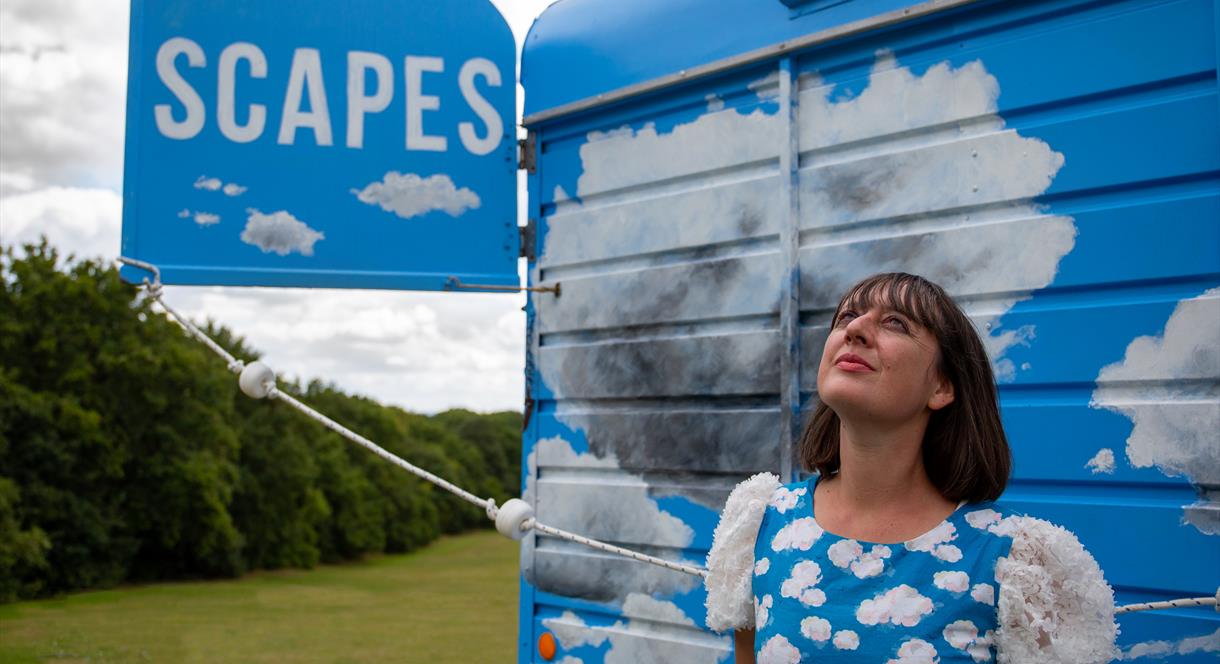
[{"x1": 517, "y1": 0, "x2": 1220, "y2": 662}]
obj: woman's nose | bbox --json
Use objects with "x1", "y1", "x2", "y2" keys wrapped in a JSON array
[{"x1": 843, "y1": 314, "x2": 873, "y2": 346}]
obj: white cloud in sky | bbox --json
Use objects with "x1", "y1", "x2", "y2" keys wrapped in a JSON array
[
  {"x1": 240, "y1": 209, "x2": 324, "y2": 256},
  {"x1": 352, "y1": 171, "x2": 481, "y2": 220},
  {"x1": 1, "y1": 185, "x2": 121, "y2": 261},
  {"x1": 222, "y1": 182, "x2": 247, "y2": 196}
]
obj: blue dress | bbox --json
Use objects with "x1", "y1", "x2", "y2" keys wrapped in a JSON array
[{"x1": 752, "y1": 476, "x2": 1016, "y2": 663}]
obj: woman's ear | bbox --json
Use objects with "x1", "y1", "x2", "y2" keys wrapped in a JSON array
[{"x1": 928, "y1": 372, "x2": 955, "y2": 411}]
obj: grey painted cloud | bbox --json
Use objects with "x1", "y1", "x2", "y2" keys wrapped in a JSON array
[
  {"x1": 240, "y1": 209, "x2": 324, "y2": 256},
  {"x1": 542, "y1": 594, "x2": 730, "y2": 663},
  {"x1": 1092, "y1": 288, "x2": 1220, "y2": 535},
  {"x1": 352, "y1": 171, "x2": 480, "y2": 219},
  {"x1": 523, "y1": 436, "x2": 699, "y2": 601}
]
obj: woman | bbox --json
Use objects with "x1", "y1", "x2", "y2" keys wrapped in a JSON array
[{"x1": 704, "y1": 273, "x2": 1118, "y2": 663}]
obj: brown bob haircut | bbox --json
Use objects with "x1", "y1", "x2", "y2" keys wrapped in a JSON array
[{"x1": 798, "y1": 272, "x2": 1012, "y2": 503}]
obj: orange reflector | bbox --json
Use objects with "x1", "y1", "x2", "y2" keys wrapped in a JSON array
[{"x1": 538, "y1": 631, "x2": 557, "y2": 660}]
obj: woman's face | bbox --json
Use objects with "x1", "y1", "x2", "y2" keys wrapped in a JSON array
[{"x1": 816, "y1": 300, "x2": 955, "y2": 426}]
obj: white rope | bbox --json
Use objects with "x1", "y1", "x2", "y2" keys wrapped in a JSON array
[
  {"x1": 117, "y1": 256, "x2": 708, "y2": 579},
  {"x1": 1116, "y1": 594, "x2": 1219, "y2": 614},
  {"x1": 117, "y1": 257, "x2": 1220, "y2": 593}
]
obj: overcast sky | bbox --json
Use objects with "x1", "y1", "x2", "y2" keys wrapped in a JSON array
[{"x1": 0, "y1": 0, "x2": 561, "y2": 414}]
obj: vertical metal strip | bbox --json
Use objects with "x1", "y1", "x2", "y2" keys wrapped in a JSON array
[
  {"x1": 777, "y1": 58, "x2": 802, "y2": 482},
  {"x1": 518, "y1": 127, "x2": 542, "y2": 664}
]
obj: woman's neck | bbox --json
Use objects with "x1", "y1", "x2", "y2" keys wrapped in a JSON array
[{"x1": 813, "y1": 415, "x2": 956, "y2": 543}]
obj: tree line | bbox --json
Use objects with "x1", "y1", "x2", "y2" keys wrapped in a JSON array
[{"x1": 0, "y1": 241, "x2": 522, "y2": 602}]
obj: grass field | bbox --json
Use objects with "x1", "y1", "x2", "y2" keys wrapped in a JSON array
[{"x1": 0, "y1": 530, "x2": 520, "y2": 663}]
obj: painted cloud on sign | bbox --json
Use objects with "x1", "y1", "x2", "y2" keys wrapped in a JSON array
[
  {"x1": 177, "y1": 209, "x2": 219, "y2": 226},
  {"x1": 240, "y1": 209, "x2": 324, "y2": 256},
  {"x1": 193, "y1": 175, "x2": 222, "y2": 191},
  {"x1": 1092, "y1": 287, "x2": 1220, "y2": 534},
  {"x1": 352, "y1": 171, "x2": 480, "y2": 219}
]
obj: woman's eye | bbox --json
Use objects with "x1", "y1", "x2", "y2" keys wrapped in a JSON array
[
  {"x1": 883, "y1": 316, "x2": 909, "y2": 332},
  {"x1": 835, "y1": 311, "x2": 857, "y2": 327}
]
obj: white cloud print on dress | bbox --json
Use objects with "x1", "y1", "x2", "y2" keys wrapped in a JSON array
[
  {"x1": 933, "y1": 570, "x2": 970, "y2": 594},
  {"x1": 904, "y1": 521, "x2": 962, "y2": 562},
  {"x1": 856, "y1": 584, "x2": 934, "y2": 627},
  {"x1": 780, "y1": 560, "x2": 827, "y2": 607},
  {"x1": 352, "y1": 172, "x2": 480, "y2": 220},
  {"x1": 770, "y1": 486, "x2": 806, "y2": 514},
  {"x1": 771, "y1": 517, "x2": 824, "y2": 552},
  {"x1": 758, "y1": 634, "x2": 801, "y2": 664},
  {"x1": 827, "y1": 539, "x2": 892, "y2": 578},
  {"x1": 888, "y1": 638, "x2": 940, "y2": 664},
  {"x1": 1091, "y1": 287, "x2": 1220, "y2": 535},
  {"x1": 241, "y1": 209, "x2": 324, "y2": 256}
]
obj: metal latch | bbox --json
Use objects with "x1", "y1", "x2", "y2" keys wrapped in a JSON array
[{"x1": 518, "y1": 132, "x2": 536, "y2": 174}]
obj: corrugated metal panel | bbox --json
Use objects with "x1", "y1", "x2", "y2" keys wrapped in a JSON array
[{"x1": 520, "y1": 1, "x2": 1220, "y2": 662}]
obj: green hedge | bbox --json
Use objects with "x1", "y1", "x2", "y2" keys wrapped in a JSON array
[{"x1": 0, "y1": 242, "x2": 522, "y2": 601}]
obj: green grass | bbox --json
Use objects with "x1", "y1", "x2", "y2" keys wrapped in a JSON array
[{"x1": 0, "y1": 530, "x2": 520, "y2": 663}]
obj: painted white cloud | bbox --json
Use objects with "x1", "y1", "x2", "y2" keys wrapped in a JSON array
[
  {"x1": 193, "y1": 211, "x2": 219, "y2": 226},
  {"x1": 889, "y1": 638, "x2": 939, "y2": 664},
  {"x1": 771, "y1": 517, "x2": 824, "y2": 553},
  {"x1": 194, "y1": 175, "x2": 222, "y2": 191},
  {"x1": 1092, "y1": 288, "x2": 1220, "y2": 535},
  {"x1": 1118, "y1": 626, "x2": 1220, "y2": 660},
  {"x1": 543, "y1": 595, "x2": 725, "y2": 664},
  {"x1": 222, "y1": 182, "x2": 247, "y2": 196},
  {"x1": 970, "y1": 583, "x2": 995, "y2": 606},
  {"x1": 856, "y1": 584, "x2": 934, "y2": 627},
  {"x1": 758, "y1": 634, "x2": 801, "y2": 664},
  {"x1": 240, "y1": 209, "x2": 324, "y2": 256},
  {"x1": 754, "y1": 557, "x2": 770, "y2": 576},
  {"x1": 1085, "y1": 448, "x2": 1116, "y2": 474},
  {"x1": 352, "y1": 171, "x2": 480, "y2": 220},
  {"x1": 905, "y1": 521, "x2": 962, "y2": 562},
  {"x1": 521, "y1": 437, "x2": 698, "y2": 602},
  {"x1": 827, "y1": 539, "x2": 891, "y2": 578},
  {"x1": 755, "y1": 594, "x2": 773, "y2": 630},
  {"x1": 796, "y1": 55, "x2": 1074, "y2": 381},
  {"x1": 779, "y1": 560, "x2": 826, "y2": 607},
  {"x1": 933, "y1": 570, "x2": 970, "y2": 594},
  {"x1": 800, "y1": 615, "x2": 831, "y2": 642},
  {"x1": 769, "y1": 485, "x2": 806, "y2": 514},
  {"x1": 833, "y1": 630, "x2": 859, "y2": 651}
]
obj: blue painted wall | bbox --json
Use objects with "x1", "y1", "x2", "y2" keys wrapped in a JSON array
[{"x1": 520, "y1": 1, "x2": 1219, "y2": 662}]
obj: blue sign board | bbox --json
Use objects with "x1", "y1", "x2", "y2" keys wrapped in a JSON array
[{"x1": 120, "y1": 0, "x2": 518, "y2": 291}]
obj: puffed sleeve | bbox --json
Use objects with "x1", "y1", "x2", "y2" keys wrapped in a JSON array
[
  {"x1": 704, "y1": 472, "x2": 781, "y2": 633},
  {"x1": 993, "y1": 516, "x2": 1119, "y2": 664}
]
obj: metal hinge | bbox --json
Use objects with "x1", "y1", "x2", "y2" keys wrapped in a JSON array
[
  {"x1": 518, "y1": 131, "x2": 536, "y2": 173},
  {"x1": 519, "y1": 218, "x2": 536, "y2": 260}
]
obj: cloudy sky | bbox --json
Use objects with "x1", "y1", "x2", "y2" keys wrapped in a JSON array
[{"x1": 0, "y1": 0, "x2": 561, "y2": 413}]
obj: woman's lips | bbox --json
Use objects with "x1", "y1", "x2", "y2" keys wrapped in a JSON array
[{"x1": 835, "y1": 353, "x2": 874, "y2": 372}]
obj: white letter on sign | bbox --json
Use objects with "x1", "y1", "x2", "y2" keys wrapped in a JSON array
[
  {"x1": 154, "y1": 37, "x2": 206, "y2": 140},
  {"x1": 458, "y1": 58, "x2": 503, "y2": 156},
  {"x1": 278, "y1": 48, "x2": 334, "y2": 146},
  {"x1": 346, "y1": 52, "x2": 393, "y2": 150},
  {"x1": 404, "y1": 56, "x2": 446, "y2": 152},
  {"x1": 218, "y1": 42, "x2": 267, "y2": 143}
]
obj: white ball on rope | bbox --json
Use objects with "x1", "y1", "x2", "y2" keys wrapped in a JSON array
[
  {"x1": 495, "y1": 498, "x2": 535, "y2": 541},
  {"x1": 238, "y1": 361, "x2": 277, "y2": 399}
]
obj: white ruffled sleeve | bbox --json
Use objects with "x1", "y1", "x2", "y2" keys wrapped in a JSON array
[
  {"x1": 994, "y1": 516, "x2": 1119, "y2": 664},
  {"x1": 704, "y1": 472, "x2": 781, "y2": 633}
]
